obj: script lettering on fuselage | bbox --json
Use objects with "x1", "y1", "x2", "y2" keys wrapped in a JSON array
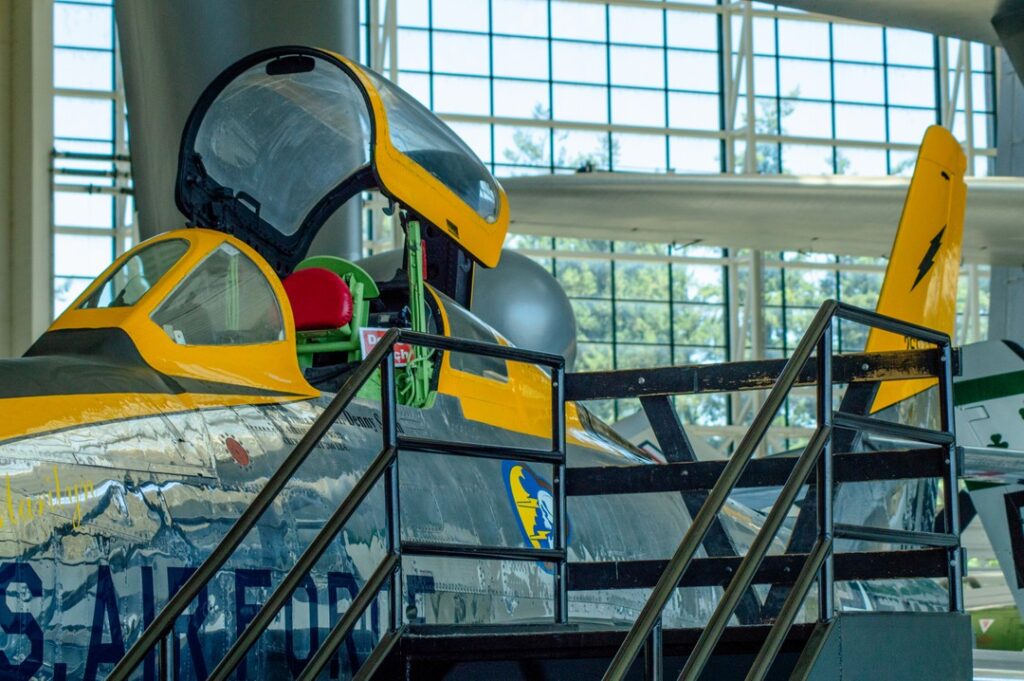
[{"x1": 0, "y1": 466, "x2": 96, "y2": 532}]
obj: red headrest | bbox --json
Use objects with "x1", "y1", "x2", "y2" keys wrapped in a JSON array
[{"x1": 283, "y1": 267, "x2": 354, "y2": 332}]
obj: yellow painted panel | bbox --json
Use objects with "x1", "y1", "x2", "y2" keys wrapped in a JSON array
[{"x1": 868, "y1": 125, "x2": 967, "y2": 413}]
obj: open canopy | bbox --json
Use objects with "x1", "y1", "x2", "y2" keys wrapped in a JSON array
[{"x1": 176, "y1": 46, "x2": 508, "y2": 274}]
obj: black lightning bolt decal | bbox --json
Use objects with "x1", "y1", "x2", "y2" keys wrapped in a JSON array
[{"x1": 912, "y1": 226, "x2": 945, "y2": 291}]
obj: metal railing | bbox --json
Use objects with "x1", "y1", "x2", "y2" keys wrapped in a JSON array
[
  {"x1": 602, "y1": 300, "x2": 962, "y2": 681},
  {"x1": 108, "y1": 328, "x2": 567, "y2": 681}
]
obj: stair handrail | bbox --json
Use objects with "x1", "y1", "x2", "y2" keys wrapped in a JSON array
[
  {"x1": 604, "y1": 298, "x2": 960, "y2": 681},
  {"x1": 601, "y1": 300, "x2": 841, "y2": 681},
  {"x1": 110, "y1": 326, "x2": 568, "y2": 681},
  {"x1": 676, "y1": 424, "x2": 832, "y2": 680},
  {"x1": 107, "y1": 327, "x2": 404, "y2": 681}
]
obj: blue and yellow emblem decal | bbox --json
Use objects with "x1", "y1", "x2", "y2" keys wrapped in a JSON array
[{"x1": 502, "y1": 461, "x2": 569, "y2": 572}]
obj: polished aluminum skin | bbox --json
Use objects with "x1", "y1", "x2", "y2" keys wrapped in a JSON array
[{"x1": 0, "y1": 383, "x2": 948, "y2": 680}]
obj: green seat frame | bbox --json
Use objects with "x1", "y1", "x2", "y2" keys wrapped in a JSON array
[{"x1": 291, "y1": 256, "x2": 380, "y2": 369}]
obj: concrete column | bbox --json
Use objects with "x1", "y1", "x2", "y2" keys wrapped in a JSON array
[
  {"x1": 116, "y1": 0, "x2": 364, "y2": 260},
  {"x1": 989, "y1": 51, "x2": 1024, "y2": 341},
  {"x1": 0, "y1": 0, "x2": 52, "y2": 357},
  {"x1": 0, "y1": 0, "x2": 11, "y2": 358},
  {"x1": 308, "y1": 1, "x2": 364, "y2": 262}
]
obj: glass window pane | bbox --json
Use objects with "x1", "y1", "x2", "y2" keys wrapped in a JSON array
[
  {"x1": 551, "y1": 1, "x2": 606, "y2": 42},
  {"x1": 432, "y1": 75, "x2": 490, "y2": 115},
  {"x1": 888, "y1": 150, "x2": 917, "y2": 175},
  {"x1": 80, "y1": 239, "x2": 189, "y2": 309},
  {"x1": 552, "y1": 41, "x2": 607, "y2": 84},
  {"x1": 675, "y1": 345, "x2": 726, "y2": 365},
  {"x1": 669, "y1": 137, "x2": 721, "y2": 173},
  {"x1": 397, "y1": 0, "x2": 430, "y2": 27},
  {"x1": 610, "y1": 46, "x2": 665, "y2": 88},
  {"x1": 835, "y1": 147, "x2": 888, "y2": 175},
  {"x1": 672, "y1": 264, "x2": 724, "y2": 302},
  {"x1": 673, "y1": 303, "x2": 725, "y2": 347},
  {"x1": 885, "y1": 28, "x2": 935, "y2": 67},
  {"x1": 496, "y1": 125, "x2": 551, "y2": 167},
  {"x1": 572, "y1": 299, "x2": 613, "y2": 342},
  {"x1": 617, "y1": 344, "x2": 671, "y2": 369},
  {"x1": 776, "y1": 19, "x2": 829, "y2": 58},
  {"x1": 615, "y1": 262, "x2": 669, "y2": 300},
  {"x1": 785, "y1": 307, "x2": 818, "y2": 346},
  {"x1": 54, "y1": 191, "x2": 113, "y2": 228},
  {"x1": 749, "y1": 16, "x2": 776, "y2": 54},
  {"x1": 833, "y1": 63, "x2": 885, "y2": 104},
  {"x1": 781, "y1": 144, "x2": 833, "y2": 174},
  {"x1": 610, "y1": 7, "x2": 664, "y2": 47},
  {"x1": 611, "y1": 88, "x2": 665, "y2": 127},
  {"x1": 553, "y1": 84, "x2": 607, "y2": 124},
  {"x1": 612, "y1": 133, "x2": 667, "y2": 172},
  {"x1": 779, "y1": 58, "x2": 831, "y2": 100},
  {"x1": 54, "y1": 234, "x2": 114, "y2": 278},
  {"x1": 887, "y1": 107, "x2": 937, "y2": 144},
  {"x1": 834, "y1": 104, "x2": 886, "y2": 141},
  {"x1": 832, "y1": 24, "x2": 884, "y2": 63},
  {"x1": 493, "y1": 37, "x2": 549, "y2": 80},
  {"x1": 615, "y1": 241, "x2": 666, "y2": 256},
  {"x1": 448, "y1": 121, "x2": 492, "y2": 163},
  {"x1": 433, "y1": 32, "x2": 489, "y2": 76},
  {"x1": 495, "y1": 79, "x2": 550, "y2": 118},
  {"x1": 152, "y1": 243, "x2": 285, "y2": 346},
  {"x1": 556, "y1": 129, "x2": 611, "y2": 170},
  {"x1": 397, "y1": 71, "x2": 431, "y2": 107},
  {"x1": 54, "y1": 155, "x2": 114, "y2": 187},
  {"x1": 555, "y1": 237, "x2": 610, "y2": 253},
  {"x1": 752, "y1": 56, "x2": 778, "y2": 97},
  {"x1": 668, "y1": 92, "x2": 720, "y2": 131},
  {"x1": 781, "y1": 100, "x2": 832, "y2": 138},
  {"x1": 54, "y1": 277, "x2": 93, "y2": 317},
  {"x1": 615, "y1": 302, "x2": 670, "y2": 343},
  {"x1": 666, "y1": 11, "x2": 719, "y2": 51},
  {"x1": 397, "y1": 29, "x2": 430, "y2": 72},
  {"x1": 54, "y1": 3, "x2": 112, "y2": 49},
  {"x1": 557, "y1": 259, "x2": 611, "y2": 298},
  {"x1": 667, "y1": 50, "x2": 720, "y2": 93},
  {"x1": 756, "y1": 96, "x2": 780, "y2": 134},
  {"x1": 54, "y1": 96, "x2": 113, "y2": 141},
  {"x1": 887, "y1": 67, "x2": 936, "y2": 107},
  {"x1": 492, "y1": 0, "x2": 549, "y2": 38},
  {"x1": 432, "y1": 0, "x2": 489, "y2": 32},
  {"x1": 54, "y1": 48, "x2": 113, "y2": 91}
]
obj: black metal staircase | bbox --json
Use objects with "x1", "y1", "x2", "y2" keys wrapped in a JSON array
[{"x1": 107, "y1": 301, "x2": 971, "y2": 681}]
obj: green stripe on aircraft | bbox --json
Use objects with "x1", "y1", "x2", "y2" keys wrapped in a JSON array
[{"x1": 954, "y1": 370, "x2": 1024, "y2": 407}]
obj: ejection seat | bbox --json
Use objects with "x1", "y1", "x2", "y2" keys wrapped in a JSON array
[{"x1": 282, "y1": 255, "x2": 379, "y2": 369}]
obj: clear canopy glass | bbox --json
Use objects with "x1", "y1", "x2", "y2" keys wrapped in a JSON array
[
  {"x1": 362, "y1": 69, "x2": 499, "y2": 224},
  {"x1": 192, "y1": 56, "x2": 372, "y2": 238}
]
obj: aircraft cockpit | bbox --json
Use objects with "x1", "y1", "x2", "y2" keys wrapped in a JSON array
[
  {"x1": 176, "y1": 45, "x2": 507, "y2": 274},
  {"x1": 44, "y1": 46, "x2": 515, "y2": 413}
]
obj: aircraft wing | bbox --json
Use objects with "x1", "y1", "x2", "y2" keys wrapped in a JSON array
[
  {"x1": 772, "y1": 0, "x2": 1000, "y2": 44},
  {"x1": 773, "y1": 0, "x2": 1024, "y2": 84}
]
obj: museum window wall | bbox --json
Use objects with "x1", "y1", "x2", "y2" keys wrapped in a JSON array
[
  {"x1": 47, "y1": 0, "x2": 993, "y2": 447},
  {"x1": 50, "y1": 0, "x2": 135, "y2": 318},
  {"x1": 362, "y1": 0, "x2": 993, "y2": 444}
]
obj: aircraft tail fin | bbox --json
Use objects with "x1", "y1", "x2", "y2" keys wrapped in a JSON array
[
  {"x1": 867, "y1": 125, "x2": 968, "y2": 413},
  {"x1": 968, "y1": 483, "x2": 1024, "y2": 620}
]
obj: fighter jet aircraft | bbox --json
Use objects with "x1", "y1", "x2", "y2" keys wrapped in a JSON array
[{"x1": 0, "y1": 47, "x2": 979, "y2": 680}]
